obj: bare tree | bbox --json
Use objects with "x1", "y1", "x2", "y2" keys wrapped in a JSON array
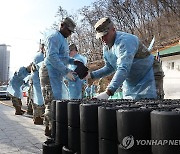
[{"x1": 45, "y1": 0, "x2": 180, "y2": 63}]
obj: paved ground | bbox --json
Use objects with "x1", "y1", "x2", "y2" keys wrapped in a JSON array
[
  {"x1": 0, "y1": 102, "x2": 46, "y2": 154},
  {"x1": 0, "y1": 97, "x2": 28, "y2": 111}
]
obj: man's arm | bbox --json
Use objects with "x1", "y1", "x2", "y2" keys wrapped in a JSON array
[
  {"x1": 46, "y1": 36, "x2": 71, "y2": 76},
  {"x1": 91, "y1": 57, "x2": 115, "y2": 79}
]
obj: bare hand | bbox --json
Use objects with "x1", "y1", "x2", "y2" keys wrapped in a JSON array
[{"x1": 66, "y1": 71, "x2": 75, "y2": 81}]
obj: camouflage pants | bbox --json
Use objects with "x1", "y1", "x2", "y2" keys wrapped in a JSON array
[
  {"x1": 155, "y1": 75, "x2": 164, "y2": 99},
  {"x1": 153, "y1": 58, "x2": 164, "y2": 99},
  {"x1": 26, "y1": 89, "x2": 33, "y2": 114},
  {"x1": 39, "y1": 63, "x2": 53, "y2": 128},
  {"x1": 26, "y1": 97, "x2": 33, "y2": 115},
  {"x1": 27, "y1": 96, "x2": 32, "y2": 110},
  {"x1": 32, "y1": 102, "x2": 45, "y2": 118},
  {"x1": 27, "y1": 81, "x2": 33, "y2": 109},
  {"x1": 11, "y1": 96, "x2": 22, "y2": 108}
]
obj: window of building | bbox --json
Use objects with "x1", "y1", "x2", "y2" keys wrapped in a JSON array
[
  {"x1": 166, "y1": 62, "x2": 175, "y2": 70},
  {"x1": 171, "y1": 62, "x2": 174, "y2": 70},
  {"x1": 166, "y1": 62, "x2": 170, "y2": 69}
]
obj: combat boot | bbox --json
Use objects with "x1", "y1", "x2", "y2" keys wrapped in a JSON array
[
  {"x1": 33, "y1": 116, "x2": 43, "y2": 125},
  {"x1": 45, "y1": 126, "x2": 51, "y2": 137},
  {"x1": 27, "y1": 108, "x2": 33, "y2": 115},
  {"x1": 27, "y1": 99, "x2": 33, "y2": 115},
  {"x1": 15, "y1": 106, "x2": 25, "y2": 115}
]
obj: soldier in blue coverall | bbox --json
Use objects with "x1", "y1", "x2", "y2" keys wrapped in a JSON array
[
  {"x1": 7, "y1": 64, "x2": 32, "y2": 115},
  {"x1": 90, "y1": 84, "x2": 96, "y2": 98},
  {"x1": 31, "y1": 43, "x2": 45, "y2": 125},
  {"x1": 85, "y1": 84, "x2": 91, "y2": 99},
  {"x1": 88, "y1": 17, "x2": 157, "y2": 100},
  {"x1": 39, "y1": 17, "x2": 78, "y2": 136},
  {"x1": 67, "y1": 44, "x2": 87, "y2": 99}
]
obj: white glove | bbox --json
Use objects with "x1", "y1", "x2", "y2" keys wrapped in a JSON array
[
  {"x1": 44, "y1": 108, "x2": 51, "y2": 117},
  {"x1": 66, "y1": 71, "x2": 75, "y2": 81},
  {"x1": 95, "y1": 91, "x2": 109, "y2": 100}
]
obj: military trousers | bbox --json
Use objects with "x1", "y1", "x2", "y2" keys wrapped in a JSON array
[{"x1": 39, "y1": 63, "x2": 53, "y2": 128}]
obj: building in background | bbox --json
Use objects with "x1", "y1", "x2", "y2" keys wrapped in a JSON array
[
  {"x1": 153, "y1": 40, "x2": 180, "y2": 99},
  {"x1": 0, "y1": 44, "x2": 10, "y2": 85}
]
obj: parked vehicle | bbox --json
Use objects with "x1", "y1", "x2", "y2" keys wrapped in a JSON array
[{"x1": 0, "y1": 85, "x2": 11, "y2": 100}]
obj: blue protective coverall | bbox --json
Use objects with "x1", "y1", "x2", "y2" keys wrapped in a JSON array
[
  {"x1": 44, "y1": 30, "x2": 74, "y2": 100},
  {"x1": 68, "y1": 54, "x2": 87, "y2": 99},
  {"x1": 91, "y1": 31, "x2": 157, "y2": 100},
  {"x1": 62, "y1": 79, "x2": 69, "y2": 99},
  {"x1": 31, "y1": 52, "x2": 44, "y2": 106},
  {"x1": 7, "y1": 67, "x2": 30, "y2": 99},
  {"x1": 90, "y1": 84, "x2": 96, "y2": 98},
  {"x1": 85, "y1": 85, "x2": 91, "y2": 98}
]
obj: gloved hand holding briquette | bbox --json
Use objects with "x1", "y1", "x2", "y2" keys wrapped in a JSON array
[
  {"x1": 74, "y1": 60, "x2": 89, "y2": 79},
  {"x1": 66, "y1": 71, "x2": 75, "y2": 81}
]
